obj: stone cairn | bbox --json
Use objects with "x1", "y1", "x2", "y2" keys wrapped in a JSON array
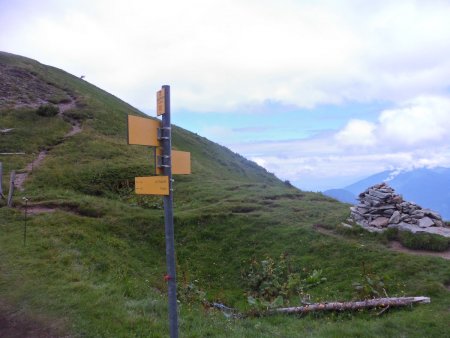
[{"x1": 350, "y1": 182, "x2": 450, "y2": 238}]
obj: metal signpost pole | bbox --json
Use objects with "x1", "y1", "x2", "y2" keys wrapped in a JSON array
[{"x1": 161, "y1": 85, "x2": 179, "y2": 338}]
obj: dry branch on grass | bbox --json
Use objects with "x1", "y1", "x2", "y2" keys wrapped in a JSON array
[{"x1": 269, "y1": 296, "x2": 430, "y2": 315}]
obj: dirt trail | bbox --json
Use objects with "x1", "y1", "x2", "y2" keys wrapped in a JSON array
[
  {"x1": 58, "y1": 99, "x2": 81, "y2": 138},
  {"x1": 14, "y1": 97, "x2": 81, "y2": 191},
  {"x1": 388, "y1": 240, "x2": 450, "y2": 260},
  {"x1": 314, "y1": 224, "x2": 450, "y2": 260},
  {"x1": 14, "y1": 150, "x2": 48, "y2": 191},
  {"x1": 0, "y1": 301, "x2": 69, "y2": 338}
]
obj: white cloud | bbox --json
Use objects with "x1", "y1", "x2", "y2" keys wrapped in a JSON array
[
  {"x1": 378, "y1": 96, "x2": 450, "y2": 146},
  {"x1": 335, "y1": 119, "x2": 377, "y2": 147},
  {"x1": 2, "y1": 1, "x2": 450, "y2": 190},
  {"x1": 2, "y1": 0, "x2": 450, "y2": 112},
  {"x1": 232, "y1": 94, "x2": 450, "y2": 190}
]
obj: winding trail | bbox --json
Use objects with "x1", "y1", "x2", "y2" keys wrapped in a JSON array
[{"x1": 14, "y1": 97, "x2": 80, "y2": 191}]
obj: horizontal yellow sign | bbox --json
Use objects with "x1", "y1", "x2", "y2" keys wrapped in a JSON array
[
  {"x1": 157, "y1": 88, "x2": 166, "y2": 116},
  {"x1": 155, "y1": 149, "x2": 191, "y2": 175},
  {"x1": 127, "y1": 115, "x2": 160, "y2": 146},
  {"x1": 135, "y1": 176, "x2": 169, "y2": 195}
]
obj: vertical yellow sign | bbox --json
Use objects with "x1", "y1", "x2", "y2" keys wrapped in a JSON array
[
  {"x1": 157, "y1": 88, "x2": 166, "y2": 116},
  {"x1": 171, "y1": 150, "x2": 191, "y2": 175},
  {"x1": 155, "y1": 149, "x2": 191, "y2": 175}
]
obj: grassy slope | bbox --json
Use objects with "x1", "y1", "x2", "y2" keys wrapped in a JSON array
[{"x1": 1, "y1": 52, "x2": 450, "y2": 337}]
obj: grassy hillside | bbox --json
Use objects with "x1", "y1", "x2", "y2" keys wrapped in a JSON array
[{"x1": 1, "y1": 51, "x2": 450, "y2": 337}]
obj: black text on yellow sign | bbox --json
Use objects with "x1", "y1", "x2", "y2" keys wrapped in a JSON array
[
  {"x1": 127, "y1": 115, "x2": 161, "y2": 146},
  {"x1": 135, "y1": 176, "x2": 169, "y2": 195}
]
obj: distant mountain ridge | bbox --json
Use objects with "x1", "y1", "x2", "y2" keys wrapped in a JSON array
[{"x1": 323, "y1": 167, "x2": 450, "y2": 220}]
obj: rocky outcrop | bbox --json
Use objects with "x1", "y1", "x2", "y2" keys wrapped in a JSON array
[{"x1": 350, "y1": 183, "x2": 450, "y2": 238}]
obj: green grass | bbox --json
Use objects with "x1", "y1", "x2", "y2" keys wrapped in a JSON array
[{"x1": 1, "y1": 51, "x2": 450, "y2": 337}]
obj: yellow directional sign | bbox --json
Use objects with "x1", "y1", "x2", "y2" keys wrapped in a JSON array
[
  {"x1": 155, "y1": 149, "x2": 191, "y2": 175},
  {"x1": 157, "y1": 88, "x2": 166, "y2": 116},
  {"x1": 135, "y1": 176, "x2": 169, "y2": 195},
  {"x1": 172, "y1": 150, "x2": 191, "y2": 175},
  {"x1": 127, "y1": 115, "x2": 161, "y2": 146}
]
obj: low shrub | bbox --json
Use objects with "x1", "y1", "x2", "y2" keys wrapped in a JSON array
[
  {"x1": 36, "y1": 104, "x2": 59, "y2": 117},
  {"x1": 398, "y1": 230, "x2": 449, "y2": 252},
  {"x1": 64, "y1": 108, "x2": 93, "y2": 121},
  {"x1": 242, "y1": 254, "x2": 326, "y2": 309}
]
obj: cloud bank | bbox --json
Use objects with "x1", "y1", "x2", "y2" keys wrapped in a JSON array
[
  {"x1": 2, "y1": 0, "x2": 450, "y2": 190},
  {"x1": 2, "y1": 0, "x2": 450, "y2": 113},
  {"x1": 237, "y1": 95, "x2": 450, "y2": 190}
]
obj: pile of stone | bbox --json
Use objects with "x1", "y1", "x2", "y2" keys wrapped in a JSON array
[{"x1": 350, "y1": 182, "x2": 450, "y2": 238}]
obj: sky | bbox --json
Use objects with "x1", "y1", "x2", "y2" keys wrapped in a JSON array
[{"x1": 1, "y1": 0, "x2": 450, "y2": 191}]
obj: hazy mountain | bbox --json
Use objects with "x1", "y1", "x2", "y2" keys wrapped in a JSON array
[
  {"x1": 321, "y1": 188, "x2": 356, "y2": 204},
  {"x1": 323, "y1": 167, "x2": 450, "y2": 220}
]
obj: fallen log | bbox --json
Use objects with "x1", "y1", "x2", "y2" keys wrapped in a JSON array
[
  {"x1": 0, "y1": 162, "x2": 4, "y2": 199},
  {"x1": 270, "y1": 297, "x2": 430, "y2": 315},
  {"x1": 0, "y1": 153, "x2": 26, "y2": 155},
  {"x1": 7, "y1": 171, "x2": 15, "y2": 207}
]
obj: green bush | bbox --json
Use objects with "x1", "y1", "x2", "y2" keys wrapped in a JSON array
[
  {"x1": 242, "y1": 254, "x2": 326, "y2": 309},
  {"x1": 398, "y1": 230, "x2": 449, "y2": 252},
  {"x1": 64, "y1": 108, "x2": 93, "y2": 121},
  {"x1": 352, "y1": 273, "x2": 390, "y2": 299},
  {"x1": 36, "y1": 104, "x2": 59, "y2": 117}
]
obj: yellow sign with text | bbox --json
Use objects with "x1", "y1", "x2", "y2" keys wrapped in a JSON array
[
  {"x1": 155, "y1": 149, "x2": 191, "y2": 175},
  {"x1": 157, "y1": 88, "x2": 166, "y2": 116},
  {"x1": 127, "y1": 115, "x2": 160, "y2": 146},
  {"x1": 135, "y1": 176, "x2": 169, "y2": 195}
]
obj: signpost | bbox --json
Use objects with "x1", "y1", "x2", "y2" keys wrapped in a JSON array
[{"x1": 127, "y1": 85, "x2": 190, "y2": 338}]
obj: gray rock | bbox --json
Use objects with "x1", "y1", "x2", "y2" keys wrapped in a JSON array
[
  {"x1": 383, "y1": 209, "x2": 395, "y2": 216},
  {"x1": 373, "y1": 205, "x2": 396, "y2": 210},
  {"x1": 368, "y1": 189, "x2": 390, "y2": 200},
  {"x1": 434, "y1": 220, "x2": 444, "y2": 227},
  {"x1": 397, "y1": 222, "x2": 450, "y2": 238},
  {"x1": 400, "y1": 214, "x2": 411, "y2": 221},
  {"x1": 418, "y1": 217, "x2": 434, "y2": 228},
  {"x1": 373, "y1": 200, "x2": 383, "y2": 207},
  {"x1": 422, "y1": 209, "x2": 442, "y2": 220},
  {"x1": 389, "y1": 210, "x2": 401, "y2": 224},
  {"x1": 356, "y1": 207, "x2": 370, "y2": 214},
  {"x1": 424, "y1": 226, "x2": 450, "y2": 238},
  {"x1": 391, "y1": 195, "x2": 403, "y2": 203},
  {"x1": 370, "y1": 217, "x2": 389, "y2": 228},
  {"x1": 411, "y1": 210, "x2": 425, "y2": 218}
]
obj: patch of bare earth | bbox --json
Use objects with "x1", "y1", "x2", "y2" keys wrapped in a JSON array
[
  {"x1": 0, "y1": 62, "x2": 68, "y2": 109},
  {"x1": 20, "y1": 205, "x2": 57, "y2": 215},
  {"x1": 0, "y1": 302, "x2": 70, "y2": 338},
  {"x1": 388, "y1": 240, "x2": 450, "y2": 260}
]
